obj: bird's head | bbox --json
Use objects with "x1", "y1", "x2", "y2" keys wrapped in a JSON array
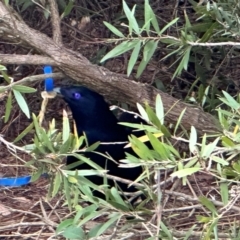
[
  {"x1": 53, "y1": 85, "x2": 118, "y2": 132},
  {"x1": 54, "y1": 86, "x2": 105, "y2": 111}
]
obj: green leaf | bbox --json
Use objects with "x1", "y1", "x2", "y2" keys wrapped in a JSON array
[
  {"x1": 137, "y1": 102, "x2": 149, "y2": 122},
  {"x1": 189, "y1": 126, "x2": 197, "y2": 154},
  {"x1": 221, "y1": 91, "x2": 240, "y2": 110},
  {"x1": 172, "y1": 46, "x2": 191, "y2": 79},
  {"x1": 147, "y1": 132, "x2": 165, "y2": 157},
  {"x1": 62, "y1": 110, "x2": 70, "y2": 143},
  {"x1": 59, "y1": 136, "x2": 72, "y2": 154},
  {"x1": 201, "y1": 137, "x2": 219, "y2": 159},
  {"x1": 74, "y1": 204, "x2": 98, "y2": 223},
  {"x1": 89, "y1": 213, "x2": 121, "y2": 237},
  {"x1": 119, "y1": 122, "x2": 159, "y2": 133},
  {"x1": 127, "y1": 41, "x2": 141, "y2": 76},
  {"x1": 221, "y1": 136, "x2": 234, "y2": 147},
  {"x1": 183, "y1": 225, "x2": 197, "y2": 240},
  {"x1": 155, "y1": 94, "x2": 164, "y2": 124},
  {"x1": 145, "y1": 104, "x2": 161, "y2": 128},
  {"x1": 100, "y1": 40, "x2": 138, "y2": 62},
  {"x1": 13, "y1": 90, "x2": 30, "y2": 118},
  {"x1": 196, "y1": 215, "x2": 212, "y2": 223},
  {"x1": 1, "y1": 70, "x2": 11, "y2": 83},
  {"x1": 201, "y1": 85, "x2": 210, "y2": 107},
  {"x1": 160, "y1": 221, "x2": 173, "y2": 239},
  {"x1": 39, "y1": 158, "x2": 58, "y2": 165},
  {"x1": 211, "y1": 156, "x2": 228, "y2": 166},
  {"x1": 136, "y1": 40, "x2": 158, "y2": 78},
  {"x1": 122, "y1": 0, "x2": 139, "y2": 35},
  {"x1": 12, "y1": 85, "x2": 36, "y2": 93},
  {"x1": 61, "y1": 225, "x2": 85, "y2": 239},
  {"x1": 78, "y1": 209, "x2": 104, "y2": 227},
  {"x1": 161, "y1": 46, "x2": 182, "y2": 61},
  {"x1": 130, "y1": 135, "x2": 153, "y2": 160},
  {"x1": 140, "y1": 19, "x2": 152, "y2": 35},
  {"x1": 103, "y1": 21, "x2": 125, "y2": 37},
  {"x1": 38, "y1": 128, "x2": 55, "y2": 153},
  {"x1": 56, "y1": 219, "x2": 74, "y2": 233},
  {"x1": 86, "y1": 141, "x2": 100, "y2": 152},
  {"x1": 0, "y1": 65, "x2": 7, "y2": 71},
  {"x1": 160, "y1": 37, "x2": 180, "y2": 45},
  {"x1": 159, "y1": 18, "x2": 179, "y2": 35},
  {"x1": 52, "y1": 172, "x2": 62, "y2": 197},
  {"x1": 110, "y1": 187, "x2": 129, "y2": 207},
  {"x1": 171, "y1": 167, "x2": 201, "y2": 178},
  {"x1": 144, "y1": 0, "x2": 151, "y2": 34},
  {"x1": 31, "y1": 168, "x2": 43, "y2": 182},
  {"x1": 13, "y1": 121, "x2": 34, "y2": 143},
  {"x1": 61, "y1": 0, "x2": 74, "y2": 18},
  {"x1": 233, "y1": 162, "x2": 240, "y2": 173},
  {"x1": 220, "y1": 182, "x2": 228, "y2": 205},
  {"x1": 72, "y1": 153, "x2": 103, "y2": 170},
  {"x1": 199, "y1": 196, "x2": 217, "y2": 214},
  {"x1": 4, "y1": 91, "x2": 12, "y2": 123},
  {"x1": 63, "y1": 176, "x2": 72, "y2": 210},
  {"x1": 173, "y1": 108, "x2": 186, "y2": 135}
]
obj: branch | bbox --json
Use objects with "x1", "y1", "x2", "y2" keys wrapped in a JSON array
[
  {"x1": 48, "y1": 0, "x2": 62, "y2": 45},
  {"x1": 0, "y1": 3, "x2": 222, "y2": 134},
  {"x1": 0, "y1": 73, "x2": 65, "y2": 92},
  {"x1": 0, "y1": 54, "x2": 56, "y2": 65},
  {"x1": 188, "y1": 41, "x2": 240, "y2": 46}
]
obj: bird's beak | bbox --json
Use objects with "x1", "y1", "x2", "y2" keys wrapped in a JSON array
[{"x1": 53, "y1": 87, "x2": 62, "y2": 95}]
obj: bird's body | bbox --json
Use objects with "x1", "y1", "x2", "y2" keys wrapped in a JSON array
[{"x1": 54, "y1": 86, "x2": 143, "y2": 198}]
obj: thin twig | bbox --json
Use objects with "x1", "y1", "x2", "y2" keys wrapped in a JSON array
[
  {"x1": 0, "y1": 54, "x2": 56, "y2": 65},
  {"x1": 0, "y1": 72, "x2": 65, "y2": 92},
  {"x1": 48, "y1": 0, "x2": 62, "y2": 45}
]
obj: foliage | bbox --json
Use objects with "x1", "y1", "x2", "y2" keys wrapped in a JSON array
[
  {"x1": 3, "y1": 64, "x2": 240, "y2": 238},
  {"x1": 100, "y1": 0, "x2": 240, "y2": 113},
  {"x1": 0, "y1": 65, "x2": 36, "y2": 121},
  {"x1": 2, "y1": 0, "x2": 240, "y2": 238},
  {"x1": 101, "y1": 0, "x2": 180, "y2": 78},
  {"x1": 15, "y1": 0, "x2": 74, "y2": 18}
]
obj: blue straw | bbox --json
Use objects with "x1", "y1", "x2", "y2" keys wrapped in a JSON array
[
  {"x1": 44, "y1": 65, "x2": 54, "y2": 91},
  {"x1": 0, "y1": 175, "x2": 31, "y2": 187}
]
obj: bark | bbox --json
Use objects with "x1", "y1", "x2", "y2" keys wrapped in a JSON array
[{"x1": 0, "y1": 3, "x2": 222, "y2": 134}]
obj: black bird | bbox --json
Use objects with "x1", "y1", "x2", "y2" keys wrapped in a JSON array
[{"x1": 54, "y1": 86, "x2": 143, "y2": 199}]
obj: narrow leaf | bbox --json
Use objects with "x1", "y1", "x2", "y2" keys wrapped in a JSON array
[
  {"x1": 171, "y1": 167, "x2": 201, "y2": 178},
  {"x1": 137, "y1": 102, "x2": 149, "y2": 122},
  {"x1": 122, "y1": 1, "x2": 139, "y2": 35},
  {"x1": 13, "y1": 121, "x2": 34, "y2": 143},
  {"x1": 52, "y1": 172, "x2": 62, "y2": 197},
  {"x1": 13, "y1": 90, "x2": 30, "y2": 118},
  {"x1": 199, "y1": 196, "x2": 217, "y2": 214},
  {"x1": 155, "y1": 94, "x2": 164, "y2": 124},
  {"x1": 173, "y1": 108, "x2": 186, "y2": 135},
  {"x1": 101, "y1": 40, "x2": 137, "y2": 62},
  {"x1": 144, "y1": 0, "x2": 151, "y2": 34},
  {"x1": 127, "y1": 41, "x2": 141, "y2": 76},
  {"x1": 103, "y1": 21, "x2": 125, "y2": 37},
  {"x1": 4, "y1": 91, "x2": 12, "y2": 123},
  {"x1": 189, "y1": 126, "x2": 197, "y2": 154},
  {"x1": 136, "y1": 40, "x2": 158, "y2": 78},
  {"x1": 159, "y1": 18, "x2": 179, "y2": 35},
  {"x1": 62, "y1": 109, "x2": 70, "y2": 143},
  {"x1": 12, "y1": 85, "x2": 36, "y2": 93}
]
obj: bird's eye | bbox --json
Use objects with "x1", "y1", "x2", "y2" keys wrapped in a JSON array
[{"x1": 73, "y1": 92, "x2": 81, "y2": 99}]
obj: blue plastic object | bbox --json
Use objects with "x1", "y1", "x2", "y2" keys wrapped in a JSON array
[
  {"x1": 44, "y1": 65, "x2": 54, "y2": 91},
  {"x1": 0, "y1": 175, "x2": 31, "y2": 187}
]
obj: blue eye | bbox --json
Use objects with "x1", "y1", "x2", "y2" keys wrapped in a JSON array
[{"x1": 73, "y1": 92, "x2": 81, "y2": 99}]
